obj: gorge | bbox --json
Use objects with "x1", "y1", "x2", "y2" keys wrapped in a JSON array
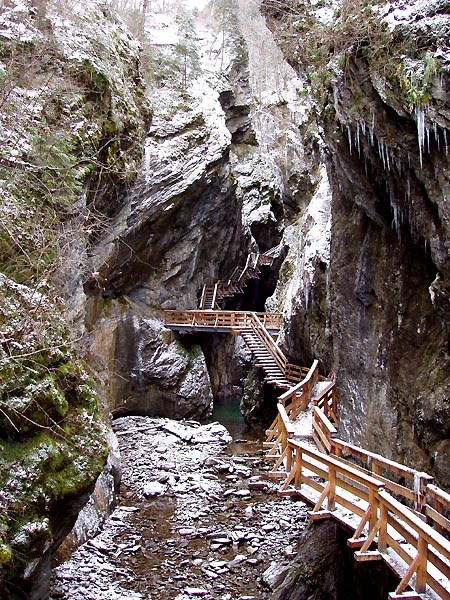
[{"x1": 0, "y1": 0, "x2": 449, "y2": 598}]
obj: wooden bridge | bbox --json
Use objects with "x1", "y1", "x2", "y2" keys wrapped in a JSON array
[
  {"x1": 164, "y1": 309, "x2": 307, "y2": 390},
  {"x1": 162, "y1": 252, "x2": 450, "y2": 600}
]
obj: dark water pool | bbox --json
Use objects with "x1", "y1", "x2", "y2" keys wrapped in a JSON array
[{"x1": 209, "y1": 395, "x2": 264, "y2": 454}]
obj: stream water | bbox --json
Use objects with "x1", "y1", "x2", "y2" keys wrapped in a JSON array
[{"x1": 51, "y1": 401, "x2": 309, "y2": 600}]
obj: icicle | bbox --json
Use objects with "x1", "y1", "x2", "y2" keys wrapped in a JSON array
[
  {"x1": 386, "y1": 145, "x2": 390, "y2": 171},
  {"x1": 444, "y1": 129, "x2": 448, "y2": 155},
  {"x1": 416, "y1": 106, "x2": 425, "y2": 168},
  {"x1": 426, "y1": 125, "x2": 430, "y2": 154},
  {"x1": 356, "y1": 122, "x2": 361, "y2": 157},
  {"x1": 369, "y1": 126, "x2": 374, "y2": 146},
  {"x1": 347, "y1": 125, "x2": 352, "y2": 154},
  {"x1": 392, "y1": 203, "x2": 400, "y2": 237},
  {"x1": 433, "y1": 122, "x2": 440, "y2": 151},
  {"x1": 369, "y1": 112, "x2": 375, "y2": 146},
  {"x1": 361, "y1": 120, "x2": 366, "y2": 138},
  {"x1": 378, "y1": 141, "x2": 387, "y2": 170}
]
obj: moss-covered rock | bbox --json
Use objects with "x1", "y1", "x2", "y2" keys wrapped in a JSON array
[
  {"x1": 0, "y1": 0, "x2": 152, "y2": 595},
  {"x1": 0, "y1": 275, "x2": 109, "y2": 596}
]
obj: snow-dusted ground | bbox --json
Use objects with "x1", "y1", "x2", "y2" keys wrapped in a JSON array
[{"x1": 51, "y1": 417, "x2": 309, "y2": 600}]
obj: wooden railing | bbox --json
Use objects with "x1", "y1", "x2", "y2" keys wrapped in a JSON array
[
  {"x1": 264, "y1": 356, "x2": 450, "y2": 599},
  {"x1": 163, "y1": 310, "x2": 282, "y2": 331},
  {"x1": 199, "y1": 251, "x2": 274, "y2": 309},
  {"x1": 426, "y1": 486, "x2": 450, "y2": 536},
  {"x1": 278, "y1": 359, "x2": 319, "y2": 419},
  {"x1": 265, "y1": 403, "x2": 294, "y2": 474},
  {"x1": 164, "y1": 310, "x2": 310, "y2": 393},
  {"x1": 278, "y1": 439, "x2": 450, "y2": 599}
]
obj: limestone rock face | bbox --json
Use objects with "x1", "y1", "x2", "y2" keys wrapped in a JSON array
[
  {"x1": 55, "y1": 430, "x2": 121, "y2": 560},
  {"x1": 263, "y1": 0, "x2": 450, "y2": 485},
  {"x1": 83, "y1": 88, "x2": 240, "y2": 420},
  {"x1": 88, "y1": 300, "x2": 213, "y2": 420}
]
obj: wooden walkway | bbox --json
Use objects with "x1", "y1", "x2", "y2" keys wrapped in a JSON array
[
  {"x1": 163, "y1": 309, "x2": 308, "y2": 393},
  {"x1": 199, "y1": 251, "x2": 275, "y2": 309},
  {"x1": 162, "y1": 253, "x2": 450, "y2": 599},
  {"x1": 266, "y1": 362, "x2": 450, "y2": 600}
]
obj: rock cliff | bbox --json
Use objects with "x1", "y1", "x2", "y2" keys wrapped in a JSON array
[
  {"x1": 0, "y1": 1, "x2": 149, "y2": 595},
  {"x1": 263, "y1": 0, "x2": 450, "y2": 485},
  {"x1": 2, "y1": 0, "x2": 449, "y2": 595}
]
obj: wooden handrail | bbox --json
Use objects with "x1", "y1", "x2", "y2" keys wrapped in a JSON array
[
  {"x1": 279, "y1": 359, "x2": 319, "y2": 404},
  {"x1": 288, "y1": 440, "x2": 386, "y2": 489},
  {"x1": 197, "y1": 252, "x2": 274, "y2": 309},
  {"x1": 250, "y1": 312, "x2": 287, "y2": 372},
  {"x1": 279, "y1": 440, "x2": 450, "y2": 598},
  {"x1": 163, "y1": 310, "x2": 282, "y2": 330},
  {"x1": 265, "y1": 354, "x2": 449, "y2": 597}
]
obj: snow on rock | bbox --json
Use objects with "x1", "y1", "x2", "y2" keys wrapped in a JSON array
[
  {"x1": 266, "y1": 165, "x2": 332, "y2": 319},
  {"x1": 51, "y1": 415, "x2": 309, "y2": 599}
]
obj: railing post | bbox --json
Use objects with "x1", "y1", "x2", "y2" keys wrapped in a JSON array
[
  {"x1": 369, "y1": 486, "x2": 378, "y2": 531},
  {"x1": 416, "y1": 535, "x2": 427, "y2": 593},
  {"x1": 328, "y1": 466, "x2": 336, "y2": 510},
  {"x1": 332, "y1": 386, "x2": 338, "y2": 419},
  {"x1": 212, "y1": 283, "x2": 218, "y2": 308},
  {"x1": 378, "y1": 501, "x2": 388, "y2": 551},
  {"x1": 294, "y1": 446, "x2": 302, "y2": 488},
  {"x1": 324, "y1": 393, "x2": 329, "y2": 418},
  {"x1": 286, "y1": 443, "x2": 293, "y2": 472}
]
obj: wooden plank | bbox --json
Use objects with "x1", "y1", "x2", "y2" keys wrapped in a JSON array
[
  {"x1": 427, "y1": 484, "x2": 450, "y2": 508},
  {"x1": 313, "y1": 406, "x2": 338, "y2": 435},
  {"x1": 330, "y1": 456, "x2": 416, "y2": 503},
  {"x1": 385, "y1": 534, "x2": 416, "y2": 566},
  {"x1": 354, "y1": 551, "x2": 383, "y2": 562},
  {"x1": 386, "y1": 514, "x2": 418, "y2": 548},
  {"x1": 428, "y1": 545, "x2": 450, "y2": 580},
  {"x1": 347, "y1": 537, "x2": 369, "y2": 549},
  {"x1": 289, "y1": 441, "x2": 386, "y2": 490},
  {"x1": 331, "y1": 438, "x2": 423, "y2": 481},
  {"x1": 268, "y1": 472, "x2": 286, "y2": 479},
  {"x1": 426, "y1": 570, "x2": 450, "y2": 600},
  {"x1": 309, "y1": 510, "x2": 332, "y2": 521},
  {"x1": 312, "y1": 418, "x2": 332, "y2": 452}
]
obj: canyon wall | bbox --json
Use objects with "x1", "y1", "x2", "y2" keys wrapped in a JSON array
[{"x1": 264, "y1": 0, "x2": 449, "y2": 485}]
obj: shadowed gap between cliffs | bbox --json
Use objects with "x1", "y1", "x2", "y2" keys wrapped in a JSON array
[{"x1": 272, "y1": 519, "x2": 400, "y2": 600}]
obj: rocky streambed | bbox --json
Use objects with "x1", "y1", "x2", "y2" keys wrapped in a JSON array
[{"x1": 50, "y1": 416, "x2": 309, "y2": 600}]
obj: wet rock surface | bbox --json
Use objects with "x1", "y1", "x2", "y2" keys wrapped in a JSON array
[{"x1": 51, "y1": 417, "x2": 308, "y2": 599}]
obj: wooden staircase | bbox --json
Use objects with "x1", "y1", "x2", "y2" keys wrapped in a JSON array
[
  {"x1": 241, "y1": 328, "x2": 291, "y2": 389},
  {"x1": 163, "y1": 309, "x2": 308, "y2": 396},
  {"x1": 199, "y1": 251, "x2": 274, "y2": 309}
]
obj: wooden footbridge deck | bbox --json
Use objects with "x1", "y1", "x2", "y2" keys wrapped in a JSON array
[{"x1": 162, "y1": 251, "x2": 450, "y2": 600}]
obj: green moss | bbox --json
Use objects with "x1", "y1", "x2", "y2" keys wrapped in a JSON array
[
  {"x1": 172, "y1": 339, "x2": 203, "y2": 362},
  {"x1": 278, "y1": 259, "x2": 295, "y2": 285},
  {"x1": 0, "y1": 544, "x2": 12, "y2": 566}
]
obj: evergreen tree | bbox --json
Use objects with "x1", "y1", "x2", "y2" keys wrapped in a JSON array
[
  {"x1": 212, "y1": 0, "x2": 239, "y2": 70},
  {"x1": 174, "y1": 10, "x2": 200, "y2": 91}
]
